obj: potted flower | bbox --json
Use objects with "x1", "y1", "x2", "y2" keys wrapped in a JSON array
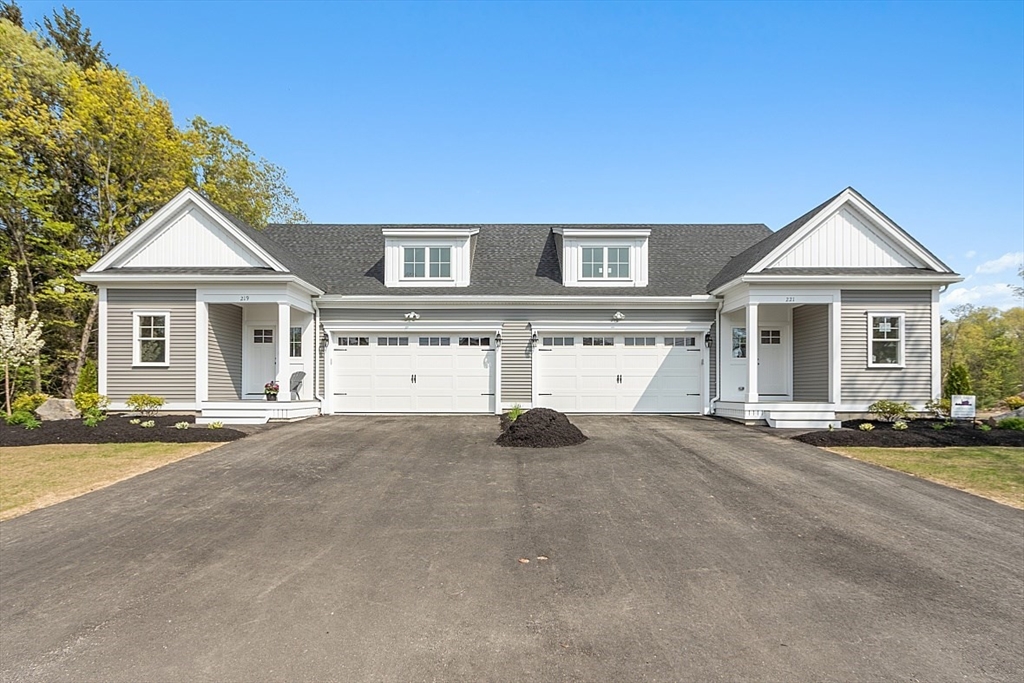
[{"x1": 264, "y1": 380, "x2": 280, "y2": 401}]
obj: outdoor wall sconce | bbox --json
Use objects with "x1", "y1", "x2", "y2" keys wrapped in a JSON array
[
  {"x1": 404, "y1": 311, "x2": 420, "y2": 322},
  {"x1": 612, "y1": 311, "x2": 626, "y2": 322},
  {"x1": 531, "y1": 331, "x2": 539, "y2": 344},
  {"x1": 704, "y1": 332, "x2": 713, "y2": 348},
  {"x1": 494, "y1": 331, "x2": 502, "y2": 346}
]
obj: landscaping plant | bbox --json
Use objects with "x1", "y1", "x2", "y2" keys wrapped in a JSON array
[
  {"x1": 925, "y1": 398, "x2": 951, "y2": 419},
  {"x1": 207, "y1": 421, "x2": 224, "y2": 429},
  {"x1": 506, "y1": 404, "x2": 525, "y2": 422},
  {"x1": 140, "y1": 420, "x2": 155, "y2": 428},
  {"x1": 859, "y1": 423, "x2": 875, "y2": 431},
  {"x1": 11, "y1": 393, "x2": 48, "y2": 414},
  {"x1": 5, "y1": 410, "x2": 40, "y2": 429},
  {"x1": 1004, "y1": 396, "x2": 1024, "y2": 410},
  {"x1": 868, "y1": 400, "x2": 912, "y2": 423},
  {"x1": 126, "y1": 394, "x2": 165, "y2": 416},
  {"x1": 892, "y1": 420, "x2": 909, "y2": 431},
  {"x1": 174, "y1": 421, "x2": 189, "y2": 430},
  {"x1": 0, "y1": 268, "x2": 45, "y2": 417},
  {"x1": 996, "y1": 417, "x2": 1024, "y2": 431},
  {"x1": 944, "y1": 362, "x2": 973, "y2": 397},
  {"x1": 74, "y1": 392, "x2": 109, "y2": 427}
]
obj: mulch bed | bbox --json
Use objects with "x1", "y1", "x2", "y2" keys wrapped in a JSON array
[
  {"x1": 0, "y1": 414, "x2": 246, "y2": 447},
  {"x1": 795, "y1": 419, "x2": 1024, "y2": 448},
  {"x1": 496, "y1": 408, "x2": 588, "y2": 448}
]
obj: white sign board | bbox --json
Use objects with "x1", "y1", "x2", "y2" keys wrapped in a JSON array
[{"x1": 950, "y1": 395, "x2": 976, "y2": 420}]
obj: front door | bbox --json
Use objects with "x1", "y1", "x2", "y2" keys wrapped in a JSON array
[
  {"x1": 244, "y1": 326, "x2": 277, "y2": 397},
  {"x1": 757, "y1": 327, "x2": 788, "y2": 397}
]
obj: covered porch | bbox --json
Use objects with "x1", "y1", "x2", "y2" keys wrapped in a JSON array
[
  {"x1": 195, "y1": 287, "x2": 322, "y2": 424},
  {"x1": 713, "y1": 289, "x2": 841, "y2": 428}
]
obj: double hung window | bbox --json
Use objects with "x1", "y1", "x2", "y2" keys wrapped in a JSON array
[
  {"x1": 133, "y1": 312, "x2": 169, "y2": 366},
  {"x1": 869, "y1": 314, "x2": 903, "y2": 367},
  {"x1": 403, "y1": 247, "x2": 451, "y2": 279},
  {"x1": 581, "y1": 246, "x2": 630, "y2": 279}
]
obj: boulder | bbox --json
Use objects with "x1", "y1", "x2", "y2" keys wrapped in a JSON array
[
  {"x1": 35, "y1": 398, "x2": 80, "y2": 421},
  {"x1": 987, "y1": 406, "x2": 1024, "y2": 426}
]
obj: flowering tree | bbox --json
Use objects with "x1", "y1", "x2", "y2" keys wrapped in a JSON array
[{"x1": 1, "y1": 267, "x2": 45, "y2": 416}]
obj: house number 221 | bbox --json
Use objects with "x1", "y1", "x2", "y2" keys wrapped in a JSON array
[{"x1": 784, "y1": 296, "x2": 795, "y2": 302}]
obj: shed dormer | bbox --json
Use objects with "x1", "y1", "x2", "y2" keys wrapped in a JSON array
[
  {"x1": 382, "y1": 227, "x2": 478, "y2": 288},
  {"x1": 553, "y1": 227, "x2": 650, "y2": 287}
]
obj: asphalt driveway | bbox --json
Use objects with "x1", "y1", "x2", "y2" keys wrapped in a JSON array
[{"x1": 1, "y1": 416, "x2": 1022, "y2": 682}]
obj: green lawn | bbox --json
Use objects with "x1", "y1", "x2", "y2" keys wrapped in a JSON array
[
  {"x1": 0, "y1": 442, "x2": 221, "y2": 521},
  {"x1": 830, "y1": 446, "x2": 1024, "y2": 509}
]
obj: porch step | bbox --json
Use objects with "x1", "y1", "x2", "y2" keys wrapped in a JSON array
[{"x1": 765, "y1": 410, "x2": 840, "y2": 430}]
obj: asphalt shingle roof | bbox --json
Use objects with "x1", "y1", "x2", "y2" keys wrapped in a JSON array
[{"x1": 261, "y1": 223, "x2": 773, "y2": 296}]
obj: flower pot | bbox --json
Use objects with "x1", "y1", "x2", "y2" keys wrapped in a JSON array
[{"x1": 266, "y1": 394, "x2": 278, "y2": 401}]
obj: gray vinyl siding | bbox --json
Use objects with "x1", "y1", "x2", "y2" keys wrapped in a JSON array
[
  {"x1": 500, "y1": 322, "x2": 532, "y2": 403},
  {"x1": 208, "y1": 304, "x2": 243, "y2": 400},
  {"x1": 106, "y1": 289, "x2": 196, "y2": 403},
  {"x1": 840, "y1": 290, "x2": 932, "y2": 404},
  {"x1": 792, "y1": 304, "x2": 829, "y2": 401}
]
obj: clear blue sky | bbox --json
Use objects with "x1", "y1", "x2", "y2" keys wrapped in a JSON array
[{"x1": 21, "y1": 0, "x2": 1024, "y2": 311}]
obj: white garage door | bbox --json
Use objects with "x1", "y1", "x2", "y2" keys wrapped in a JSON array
[
  {"x1": 329, "y1": 334, "x2": 496, "y2": 413},
  {"x1": 535, "y1": 334, "x2": 703, "y2": 413}
]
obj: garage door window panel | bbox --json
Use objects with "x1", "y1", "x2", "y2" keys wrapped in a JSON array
[{"x1": 583, "y1": 337, "x2": 614, "y2": 346}]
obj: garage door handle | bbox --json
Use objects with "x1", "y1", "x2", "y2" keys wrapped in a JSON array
[
  {"x1": 481, "y1": 393, "x2": 495, "y2": 396},
  {"x1": 411, "y1": 374, "x2": 417, "y2": 383},
  {"x1": 687, "y1": 393, "x2": 699, "y2": 396},
  {"x1": 538, "y1": 393, "x2": 552, "y2": 396}
]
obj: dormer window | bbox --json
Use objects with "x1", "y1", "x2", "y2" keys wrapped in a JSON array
[
  {"x1": 383, "y1": 228, "x2": 477, "y2": 287},
  {"x1": 554, "y1": 228, "x2": 650, "y2": 287},
  {"x1": 404, "y1": 247, "x2": 451, "y2": 279},
  {"x1": 582, "y1": 246, "x2": 630, "y2": 279}
]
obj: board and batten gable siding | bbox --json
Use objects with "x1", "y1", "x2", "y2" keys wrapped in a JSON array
[
  {"x1": 840, "y1": 290, "x2": 932, "y2": 404},
  {"x1": 792, "y1": 304, "x2": 829, "y2": 402},
  {"x1": 500, "y1": 322, "x2": 532, "y2": 403},
  {"x1": 208, "y1": 303, "x2": 243, "y2": 400},
  {"x1": 106, "y1": 289, "x2": 196, "y2": 403}
]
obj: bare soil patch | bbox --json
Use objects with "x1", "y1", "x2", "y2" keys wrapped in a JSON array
[
  {"x1": 0, "y1": 414, "x2": 245, "y2": 447},
  {"x1": 496, "y1": 408, "x2": 588, "y2": 448},
  {"x1": 796, "y1": 419, "x2": 1024, "y2": 448}
]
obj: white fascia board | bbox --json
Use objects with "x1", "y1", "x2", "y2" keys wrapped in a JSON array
[
  {"x1": 554, "y1": 227, "x2": 651, "y2": 238},
  {"x1": 322, "y1": 321, "x2": 499, "y2": 332},
  {"x1": 739, "y1": 273, "x2": 962, "y2": 286},
  {"x1": 748, "y1": 190, "x2": 951, "y2": 275},
  {"x1": 313, "y1": 295, "x2": 719, "y2": 308},
  {"x1": 381, "y1": 228, "x2": 480, "y2": 238},
  {"x1": 531, "y1": 322, "x2": 711, "y2": 333},
  {"x1": 88, "y1": 188, "x2": 288, "y2": 273},
  {"x1": 75, "y1": 272, "x2": 325, "y2": 295}
]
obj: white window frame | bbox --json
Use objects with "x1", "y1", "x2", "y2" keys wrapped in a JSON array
[
  {"x1": 289, "y1": 326, "x2": 302, "y2": 358},
  {"x1": 402, "y1": 245, "x2": 453, "y2": 281},
  {"x1": 867, "y1": 312, "x2": 905, "y2": 368},
  {"x1": 132, "y1": 311, "x2": 170, "y2": 367},
  {"x1": 580, "y1": 245, "x2": 632, "y2": 280}
]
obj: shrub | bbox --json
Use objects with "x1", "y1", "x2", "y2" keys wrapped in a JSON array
[
  {"x1": 140, "y1": 420, "x2": 156, "y2": 428},
  {"x1": 174, "y1": 421, "x2": 189, "y2": 430},
  {"x1": 73, "y1": 392, "x2": 109, "y2": 413},
  {"x1": 77, "y1": 359, "x2": 99, "y2": 394},
  {"x1": 207, "y1": 421, "x2": 224, "y2": 429},
  {"x1": 925, "y1": 398, "x2": 950, "y2": 419},
  {"x1": 129, "y1": 418, "x2": 141, "y2": 425},
  {"x1": 944, "y1": 362, "x2": 972, "y2": 398},
  {"x1": 892, "y1": 419, "x2": 908, "y2": 431},
  {"x1": 1004, "y1": 396, "x2": 1024, "y2": 410},
  {"x1": 82, "y1": 411, "x2": 106, "y2": 427},
  {"x1": 868, "y1": 400, "x2": 912, "y2": 423},
  {"x1": 931, "y1": 422, "x2": 945, "y2": 431},
  {"x1": 126, "y1": 394, "x2": 164, "y2": 416},
  {"x1": 506, "y1": 404, "x2": 525, "y2": 422},
  {"x1": 979, "y1": 424, "x2": 992, "y2": 432},
  {"x1": 6, "y1": 410, "x2": 40, "y2": 428},
  {"x1": 996, "y1": 417, "x2": 1024, "y2": 431},
  {"x1": 11, "y1": 393, "x2": 48, "y2": 414},
  {"x1": 858, "y1": 423, "x2": 875, "y2": 431}
]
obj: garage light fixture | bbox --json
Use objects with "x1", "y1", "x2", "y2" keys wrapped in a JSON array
[
  {"x1": 495, "y1": 331, "x2": 502, "y2": 346},
  {"x1": 612, "y1": 311, "x2": 626, "y2": 322},
  {"x1": 404, "y1": 311, "x2": 420, "y2": 322},
  {"x1": 704, "y1": 332, "x2": 713, "y2": 348},
  {"x1": 531, "y1": 331, "x2": 539, "y2": 344}
]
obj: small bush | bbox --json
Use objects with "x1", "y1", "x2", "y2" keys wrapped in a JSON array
[
  {"x1": 174, "y1": 421, "x2": 189, "y2": 430},
  {"x1": 979, "y1": 424, "x2": 992, "y2": 432},
  {"x1": 126, "y1": 394, "x2": 165, "y2": 416},
  {"x1": 868, "y1": 400, "x2": 912, "y2": 423},
  {"x1": 859, "y1": 423, "x2": 875, "y2": 431},
  {"x1": 925, "y1": 398, "x2": 950, "y2": 419},
  {"x1": 996, "y1": 417, "x2": 1024, "y2": 431},
  {"x1": 77, "y1": 359, "x2": 99, "y2": 394},
  {"x1": 506, "y1": 404, "x2": 525, "y2": 422},
  {"x1": 129, "y1": 418, "x2": 141, "y2": 425},
  {"x1": 892, "y1": 419, "x2": 909, "y2": 431},
  {"x1": 1004, "y1": 396, "x2": 1024, "y2": 410},
  {"x1": 82, "y1": 411, "x2": 106, "y2": 427},
  {"x1": 207, "y1": 421, "x2": 224, "y2": 429},
  {"x1": 6, "y1": 410, "x2": 41, "y2": 428},
  {"x1": 11, "y1": 393, "x2": 49, "y2": 414},
  {"x1": 931, "y1": 422, "x2": 945, "y2": 431},
  {"x1": 140, "y1": 420, "x2": 156, "y2": 428},
  {"x1": 73, "y1": 392, "x2": 109, "y2": 413},
  {"x1": 944, "y1": 362, "x2": 972, "y2": 398}
]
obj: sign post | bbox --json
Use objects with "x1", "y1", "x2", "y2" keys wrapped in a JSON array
[{"x1": 950, "y1": 395, "x2": 976, "y2": 422}]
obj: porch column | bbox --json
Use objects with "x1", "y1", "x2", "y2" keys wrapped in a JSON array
[
  {"x1": 745, "y1": 303, "x2": 759, "y2": 402},
  {"x1": 195, "y1": 296, "x2": 209, "y2": 407},
  {"x1": 276, "y1": 302, "x2": 291, "y2": 403},
  {"x1": 829, "y1": 300, "x2": 842, "y2": 404}
]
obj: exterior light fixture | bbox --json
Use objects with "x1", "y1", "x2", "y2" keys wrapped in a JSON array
[
  {"x1": 404, "y1": 311, "x2": 420, "y2": 322},
  {"x1": 704, "y1": 332, "x2": 713, "y2": 348},
  {"x1": 531, "y1": 331, "x2": 539, "y2": 344},
  {"x1": 495, "y1": 331, "x2": 502, "y2": 346},
  {"x1": 612, "y1": 311, "x2": 626, "y2": 322}
]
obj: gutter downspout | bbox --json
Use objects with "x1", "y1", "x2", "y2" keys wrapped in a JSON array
[
  {"x1": 313, "y1": 300, "x2": 324, "y2": 408},
  {"x1": 709, "y1": 299, "x2": 723, "y2": 415}
]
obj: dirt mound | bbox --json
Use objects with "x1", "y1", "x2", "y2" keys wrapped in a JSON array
[
  {"x1": 496, "y1": 408, "x2": 587, "y2": 448},
  {"x1": 795, "y1": 419, "x2": 1024, "y2": 448}
]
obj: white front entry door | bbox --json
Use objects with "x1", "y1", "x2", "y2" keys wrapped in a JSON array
[
  {"x1": 244, "y1": 326, "x2": 277, "y2": 397},
  {"x1": 757, "y1": 327, "x2": 789, "y2": 397},
  {"x1": 535, "y1": 334, "x2": 703, "y2": 413},
  {"x1": 329, "y1": 334, "x2": 496, "y2": 413}
]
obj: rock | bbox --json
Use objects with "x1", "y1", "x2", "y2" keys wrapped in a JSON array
[
  {"x1": 987, "y1": 406, "x2": 1024, "y2": 426},
  {"x1": 35, "y1": 398, "x2": 80, "y2": 421},
  {"x1": 495, "y1": 408, "x2": 587, "y2": 448}
]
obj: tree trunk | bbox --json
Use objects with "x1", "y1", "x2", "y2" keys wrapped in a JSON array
[
  {"x1": 64, "y1": 296, "x2": 98, "y2": 398},
  {"x1": 4, "y1": 363, "x2": 10, "y2": 417}
]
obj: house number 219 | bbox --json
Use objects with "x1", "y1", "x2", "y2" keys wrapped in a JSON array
[{"x1": 239, "y1": 295, "x2": 250, "y2": 302}]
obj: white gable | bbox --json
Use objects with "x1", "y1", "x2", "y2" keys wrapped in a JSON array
[{"x1": 122, "y1": 206, "x2": 268, "y2": 268}]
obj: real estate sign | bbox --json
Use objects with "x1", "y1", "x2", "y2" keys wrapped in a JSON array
[{"x1": 950, "y1": 395, "x2": 976, "y2": 420}]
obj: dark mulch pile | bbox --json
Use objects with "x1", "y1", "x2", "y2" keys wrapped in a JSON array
[
  {"x1": 795, "y1": 419, "x2": 1024, "y2": 448},
  {"x1": 0, "y1": 414, "x2": 246, "y2": 447},
  {"x1": 496, "y1": 408, "x2": 588, "y2": 448}
]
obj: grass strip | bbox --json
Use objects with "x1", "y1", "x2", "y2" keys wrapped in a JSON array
[
  {"x1": 0, "y1": 442, "x2": 221, "y2": 521},
  {"x1": 829, "y1": 446, "x2": 1024, "y2": 509}
]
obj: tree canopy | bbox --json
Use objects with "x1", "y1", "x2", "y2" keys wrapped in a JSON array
[{"x1": 1, "y1": 3, "x2": 306, "y2": 401}]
